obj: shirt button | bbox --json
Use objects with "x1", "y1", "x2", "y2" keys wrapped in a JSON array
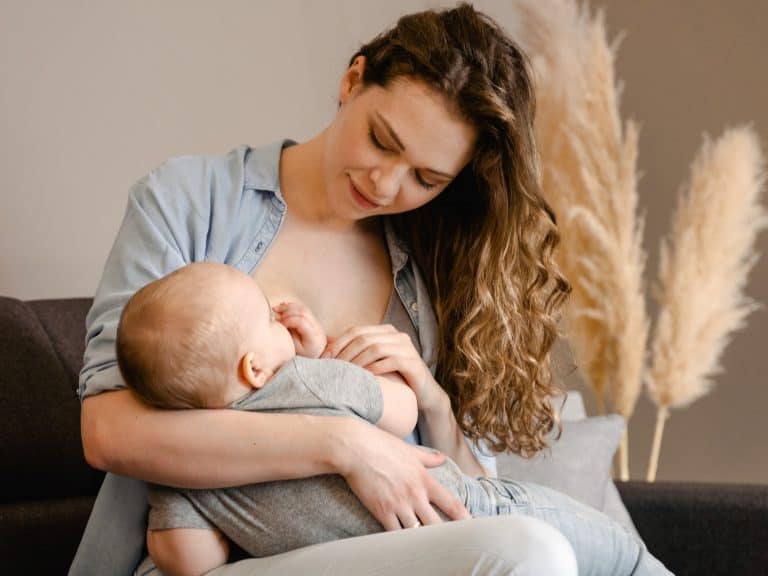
[{"x1": 410, "y1": 301, "x2": 418, "y2": 312}]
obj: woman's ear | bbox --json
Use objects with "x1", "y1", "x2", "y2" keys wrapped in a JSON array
[
  {"x1": 339, "y1": 55, "x2": 366, "y2": 106},
  {"x1": 239, "y1": 352, "x2": 270, "y2": 389}
]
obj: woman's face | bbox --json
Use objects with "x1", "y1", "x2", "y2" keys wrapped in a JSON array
[{"x1": 322, "y1": 57, "x2": 477, "y2": 221}]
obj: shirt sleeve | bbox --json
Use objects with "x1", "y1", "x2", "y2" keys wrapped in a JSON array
[
  {"x1": 293, "y1": 358, "x2": 384, "y2": 425},
  {"x1": 78, "y1": 150, "x2": 240, "y2": 401},
  {"x1": 147, "y1": 484, "x2": 216, "y2": 531},
  {"x1": 78, "y1": 171, "x2": 190, "y2": 400},
  {"x1": 235, "y1": 358, "x2": 384, "y2": 425},
  {"x1": 79, "y1": 146, "x2": 272, "y2": 401}
]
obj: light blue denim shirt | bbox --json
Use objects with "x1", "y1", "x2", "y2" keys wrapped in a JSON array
[{"x1": 78, "y1": 138, "x2": 495, "y2": 472}]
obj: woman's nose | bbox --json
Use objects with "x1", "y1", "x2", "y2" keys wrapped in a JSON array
[{"x1": 370, "y1": 162, "x2": 408, "y2": 203}]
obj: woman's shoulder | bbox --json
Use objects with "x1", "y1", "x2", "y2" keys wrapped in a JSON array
[
  {"x1": 146, "y1": 139, "x2": 295, "y2": 191},
  {"x1": 115, "y1": 141, "x2": 292, "y2": 267},
  {"x1": 127, "y1": 140, "x2": 290, "y2": 223},
  {"x1": 137, "y1": 145, "x2": 250, "y2": 197},
  {"x1": 136, "y1": 139, "x2": 291, "y2": 195}
]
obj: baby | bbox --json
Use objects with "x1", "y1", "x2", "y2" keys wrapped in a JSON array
[
  {"x1": 116, "y1": 261, "x2": 426, "y2": 573},
  {"x1": 116, "y1": 262, "x2": 671, "y2": 576},
  {"x1": 116, "y1": 260, "x2": 416, "y2": 432}
]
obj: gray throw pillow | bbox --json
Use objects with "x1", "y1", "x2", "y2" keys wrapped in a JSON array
[
  {"x1": 495, "y1": 414, "x2": 625, "y2": 511},
  {"x1": 603, "y1": 476, "x2": 640, "y2": 538},
  {"x1": 556, "y1": 391, "x2": 640, "y2": 537}
]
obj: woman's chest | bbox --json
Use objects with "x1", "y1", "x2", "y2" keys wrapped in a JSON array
[{"x1": 251, "y1": 220, "x2": 394, "y2": 338}]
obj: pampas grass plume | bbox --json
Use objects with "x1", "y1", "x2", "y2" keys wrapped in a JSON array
[
  {"x1": 646, "y1": 126, "x2": 768, "y2": 481},
  {"x1": 511, "y1": 0, "x2": 648, "y2": 480}
]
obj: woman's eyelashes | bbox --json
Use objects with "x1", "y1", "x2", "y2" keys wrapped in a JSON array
[{"x1": 367, "y1": 128, "x2": 437, "y2": 190}]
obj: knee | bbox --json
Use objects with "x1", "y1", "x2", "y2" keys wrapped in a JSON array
[
  {"x1": 465, "y1": 516, "x2": 578, "y2": 576},
  {"x1": 513, "y1": 518, "x2": 577, "y2": 576}
]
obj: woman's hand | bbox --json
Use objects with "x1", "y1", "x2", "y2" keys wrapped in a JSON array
[
  {"x1": 334, "y1": 419, "x2": 471, "y2": 529},
  {"x1": 273, "y1": 301, "x2": 327, "y2": 358},
  {"x1": 322, "y1": 324, "x2": 446, "y2": 413}
]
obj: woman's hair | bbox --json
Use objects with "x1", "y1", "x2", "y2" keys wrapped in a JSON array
[
  {"x1": 116, "y1": 264, "x2": 241, "y2": 410},
  {"x1": 351, "y1": 2, "x2": 572, "y2": 456}
]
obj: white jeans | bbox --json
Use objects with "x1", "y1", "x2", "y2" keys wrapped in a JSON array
[
  {"x1": 72, "y1": 474, "x2": 576, "y2": 576},
  {"x1": 134, "y1": 515, "x2": 577, "y2": 576},
  {"x1": 465, "y1": 478, "x2": 672, "y2": 575}
]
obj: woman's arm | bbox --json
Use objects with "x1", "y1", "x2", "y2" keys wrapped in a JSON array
[
  {"x1": 322, "y1": 324, "x2": 492, "y2": 477},
  {"x1": 375, "y1": 372, "x2": 489, "y2": 476},
  {"x1": 82, "y1": 388, "x2": 347, "y2": 488},
  {"x1": 415, "y1": 385, "x2": 492, "y2": 477},
  {"x1": 82, "y1": 387, "x2": 469, "y2": 529},
  {"x1": 81, "y1": 162, "x2": 468, "y2": 528}
]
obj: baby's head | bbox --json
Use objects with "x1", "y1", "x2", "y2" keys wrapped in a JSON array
[{"x1": 116, "y1": 262, "x2": 295, "y2": 409}]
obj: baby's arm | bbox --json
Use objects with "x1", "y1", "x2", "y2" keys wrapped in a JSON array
[
  {"x1": 274, "y1": 302, "x2": 417, "y2": 436},
  {"x1": 147, "y1": 527, "x2": 229, "y2": 576},
  {"x1": 273, "y1": 301, "x2": 327, "y2": 358},
  {"x1": 374, "y1": 372, "x2": 419, "y2": 438}
]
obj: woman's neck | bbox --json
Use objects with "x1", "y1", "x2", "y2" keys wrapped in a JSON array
[{"x1": 279, "y1": 131, "x2": 368, "y2": 234}]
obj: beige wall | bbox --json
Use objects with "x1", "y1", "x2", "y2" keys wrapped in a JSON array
[{"x1": 2, "y1": 1, "x2": 766, "y2": 483}]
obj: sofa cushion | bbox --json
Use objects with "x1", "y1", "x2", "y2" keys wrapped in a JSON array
[
  {"x1": 496, "y1": 413, "x2": 625, "y2": 510},
  {"x1": 497, "y1": 390, "x2": 640, "y2": 537},
  {"x1": 617, "y1": 481, "x2": 768, "y2": 575},
  {"x1": 28, "y1": 298, "x2": 93, "y2": 392},
  {"x1": 0, "y1": 297, "x2": 102, "y2": 502},
  {"x1": 561, "y1": 392, "x2": 640, "y2": 536},
  {"x1": 0, "y1": 495, "x2": 96, "y2": 575}
]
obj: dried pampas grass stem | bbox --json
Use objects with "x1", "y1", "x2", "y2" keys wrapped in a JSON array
[
  {"x1": 646, "y1": 127, "x2": 768, "y2": 481},
  {"x1": 511, "y1": 0, "x2": 648, "y2": 480}
]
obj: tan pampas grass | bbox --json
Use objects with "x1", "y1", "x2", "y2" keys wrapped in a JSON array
[
  {"x1": 646, "y1": 127, "x2": 768, "y2": 481},
  {"x1": 510, "y1": 0, "x2": 649, "y2": 480}
]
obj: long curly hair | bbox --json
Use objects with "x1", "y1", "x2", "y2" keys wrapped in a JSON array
[{"x1": 350, "y1": 2, "x2": 572, "y2": 456}]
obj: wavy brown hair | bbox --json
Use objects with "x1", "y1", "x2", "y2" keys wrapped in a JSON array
[{"x1": 351, "y1": 2, "x2": 572, "y2": 456}]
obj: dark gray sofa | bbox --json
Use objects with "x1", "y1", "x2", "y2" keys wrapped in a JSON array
[{"x1": 1, "y1": 296, "x2": 766, "y2": 575}]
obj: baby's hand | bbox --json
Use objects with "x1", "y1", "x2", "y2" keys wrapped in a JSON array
[{"x1": 273, "y1": 301, "x2": 327, "y2": 358}]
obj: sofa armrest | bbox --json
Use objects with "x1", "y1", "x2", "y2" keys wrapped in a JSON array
[{"x1": 616, "y1": 480, "x2": 768, "y2": 576}]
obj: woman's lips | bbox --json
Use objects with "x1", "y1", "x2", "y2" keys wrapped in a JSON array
[{"x1": 349, "y1": 178, "x2": 379, "y2": 210}]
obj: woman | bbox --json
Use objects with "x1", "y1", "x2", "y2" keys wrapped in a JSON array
[{"x1": 72, "y1": 3, "x2": 668, "y2": 575}]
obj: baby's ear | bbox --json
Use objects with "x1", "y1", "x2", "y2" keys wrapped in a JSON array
[{"x1": 240, "y1": 352, "x2": 270, "y2": 389}]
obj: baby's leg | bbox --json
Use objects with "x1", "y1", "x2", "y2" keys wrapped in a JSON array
[
  {"x1": 146, "y1": 527, "x2": 229, "y2": 576},
  {"x1": 468, "y1": 477, "x2": 674, "y2": 576}
]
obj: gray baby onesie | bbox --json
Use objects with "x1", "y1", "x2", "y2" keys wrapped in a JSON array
[{"x1": 147, "y1": 356, "x2": 468, "y2": 557}]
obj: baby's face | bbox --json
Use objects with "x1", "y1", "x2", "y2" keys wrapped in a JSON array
[{"x1": 228, "y1": 272, "x2": 296, "y2": 372}]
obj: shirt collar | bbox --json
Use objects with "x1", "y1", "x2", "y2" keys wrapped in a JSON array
[
  {"x1": 243, "y1": 138, "x2": 297, "y2": 200},
  {"x1": 244, "y1": 139, "x2": 411, "y2": 275},
  {"x1": 383, "y1": 217, "x2": 410, "y2": 274}
]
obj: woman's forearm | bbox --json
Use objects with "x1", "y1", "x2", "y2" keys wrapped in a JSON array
[
  {"x1": 418, "y1": 391, "x2": 489, "y2": 477},
  {"x1": 81, "y1": 389, "x2": 352, "y2": 488}
]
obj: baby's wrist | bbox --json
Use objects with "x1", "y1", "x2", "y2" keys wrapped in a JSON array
[{"x1": 308, "y1": 334, "x2": 328, "y2": 358}]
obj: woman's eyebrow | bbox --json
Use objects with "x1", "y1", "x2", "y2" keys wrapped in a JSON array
[{"x1": 374, "y1": 111, "x2": 454, "y2": 179}]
